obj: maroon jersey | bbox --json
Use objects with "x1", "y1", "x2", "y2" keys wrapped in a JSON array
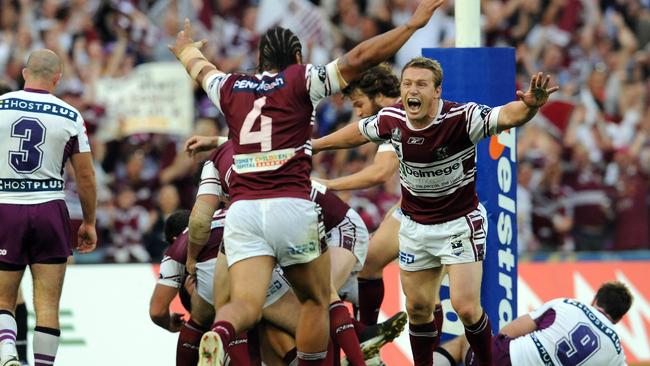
[
  {"x1": 358, "y1": 102, "x2": 502, "y2": 225},
  {"x1": 113, "y1": 205, "x2": 148, "y2": 247},
  {"x1": 198, "y1": 141, "x2": 235, "y2": 198},
  {"x1": 310, "y1": 180, "x2": 350, "y2": 232},
  {"x1": 205, "y1": 62, "x2": 344, "y2": 202},
  {"x1": 165, "y1": 209, "x2": 226, "y2": 263}
]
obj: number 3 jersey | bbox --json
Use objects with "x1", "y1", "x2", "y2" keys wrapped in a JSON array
[
  {"x1": 204, "y1": 62, "x2": 345, "y2": 202},
  {"x1": 0, "y1": 89, "x2": 90, "y2": 204},
  {"x1": 509, "y1": 298, "x2": 626, "y2": 366}
]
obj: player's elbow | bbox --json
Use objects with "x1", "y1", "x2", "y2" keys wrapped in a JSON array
[
  {"x1": 188, "y1": 214, "x2": 211, "y2": 242},
  {"x1": 149, "y1": 303, "x2": 168, "y2": 326}
]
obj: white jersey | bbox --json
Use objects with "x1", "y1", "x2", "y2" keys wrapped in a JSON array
[
  {"x1": 509, "y1": 298, "x2": 627, "y2": 366},
  {"x1": 0, "y1": 89, "x2": 90, "y2": 204}
]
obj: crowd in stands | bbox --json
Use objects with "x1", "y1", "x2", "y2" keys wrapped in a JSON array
[{"x1": 1, "y1": 0, "x2": 649, "y2": 262}]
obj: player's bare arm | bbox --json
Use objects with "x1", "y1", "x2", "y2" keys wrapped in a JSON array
[
  {"x1": 498, "y1": 314, "x2": 537, "y2": 338},
  {"x1": 184, "y1": 135, "x2": 228, "y2": 157},
  {"x1": 323, "y1": 150, "x2": 398, "y2": 191},
  {"x1": 150, "y1": 284, "x2": 185, "y2": 332},
  {"x1": 336, "y1": 0, "x2": 446, "y2": 82},
  {"x1": 169, "y1": 18, "x2": 223, "y2": 92},
  {"x1": 70, "y1": 152, "x2": 97, "y2": 253},
  {"x1": 187, "y1": 194, "x2": 220, "y2": 275},
  {"x1": 496, "y1": 72, "x2": 559, "y2": 132},
  {"x1": 312, "y1": 121, "x2": 369, "y2": 153}
]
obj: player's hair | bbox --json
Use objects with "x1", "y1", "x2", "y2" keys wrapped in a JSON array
[
  {"x1": 0, "y1": 80, "x2": 12, "y2": 95},
  {"x1": 401, "y1": 57, "x2": 443, "y2": 87},
  {"x1": 342, "y1": 63, "x2": 400, "y2": 99},
  {"x1": 258, "y1": 26, "x2": 302, "y2": 72},
  {"x1": 164, "y1": 210, "x2": 191, "y2": 244},
  {"x1": 594, "y1": 281, "x2": 633, "y2": 322}
]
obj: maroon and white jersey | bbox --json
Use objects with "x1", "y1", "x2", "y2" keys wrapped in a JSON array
[
  {"x1": 197, "y1": 141, "x2": 235, "y2": 198},
  {"x1": 158, "y1": 209, "x2": 226, "y2": 288},
  {"x1": 204, "y1": 62, "x2": 345, "y2": 202},
  {"x1": 358, "y1": 101, "x2": 501, "y2": 224},
  {"x1": 310, "y1": 180, "x2": 350, "y2": 232}
]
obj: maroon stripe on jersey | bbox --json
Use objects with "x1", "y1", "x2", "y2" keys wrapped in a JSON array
[{"x1": 464, "y1": 215, "x2": 479, "y2": 262}]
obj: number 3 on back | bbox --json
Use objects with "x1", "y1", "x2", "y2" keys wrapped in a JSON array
[{"x1": 240, "y1": 97, "x2": 272, "y2": 152}]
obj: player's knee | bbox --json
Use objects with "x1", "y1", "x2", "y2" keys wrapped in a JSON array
[
  {"x1": 406, "y1": 298, "x2": 434, "y2": 322},
  {"x1": 451, "y1": 300, "x2": 481, "y2": 325}
]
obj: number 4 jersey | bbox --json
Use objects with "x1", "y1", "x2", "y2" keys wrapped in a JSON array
[
  {"x1": 509, "y1": 298, "x2": 626, "y2": 366},
  {"x1": 204, "y1": 62, "x2": 345, "y2": 202},
  {"x1": 0, "y1": 89, "x2": 90, "y2": 204}
]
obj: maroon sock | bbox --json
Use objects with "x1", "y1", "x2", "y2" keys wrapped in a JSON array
[
  {"x1": 358, "y1": 278, "x2": 384, "y2": 325},
  {"x1": 408, "y1": 320, "x2": 436, "y2": 366},
  {"x1": 176, "y1": 319, "x2": 206, "y2": 366},
  {"x1": 329, "y1": 301, "x2": 365, "y2": 365},
  {"x1": 298, "y1": 346, "x2": 329, "y2": 366},
  {"x1": 246, "y1": 326, "x2": 262, "y2": 365},
  {"x1": 433, "y1": 304, "x2": 444, "y2": 349},
  {"x1": 352, "y1": 317, "x2": 366, "y2": 336},
  {"x1": 464, "y1": 312, "x2": 493, "y2": 366},
  {"x1": 211, "y1": 320, "x2": 235, "y2": 348},
  {"x1": 282, "y1": 347, "x2": 297, "y2": 365},
  {"x1": 227, "y1": 332, "x2": 250, "y2": 365}
]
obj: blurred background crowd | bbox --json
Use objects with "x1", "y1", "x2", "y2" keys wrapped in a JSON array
[{"x1": 1, "y1": 0, "x2": 650, "y2": 263}]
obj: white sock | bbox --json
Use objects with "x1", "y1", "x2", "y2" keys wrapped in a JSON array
[{"x1": 0, "y1": 311, "x2": 17, "y2": 358}]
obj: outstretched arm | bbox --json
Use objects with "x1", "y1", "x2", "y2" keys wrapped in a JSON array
[
  {"x1": 312, "y1": 121, "x2": 369, "y2": 153},
  {"x1": 169, "y1": 18, "x2": 223, "y2": 93},
  {"x1": 499, "y1": 314, "x2": 537, "y2": 338},
  {"x1": 323, "y1": 149, "x2": 399, "y2": 191},
  {"x1": 497, "y1": 72, "x2": 559, "y2": 132},
  {"x1": 337, "y1": 0, "x2": 446, "y2": 83}
]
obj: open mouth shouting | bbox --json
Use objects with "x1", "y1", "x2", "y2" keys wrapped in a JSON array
[{"x1": 406, "y1": 97, "x2": 422, "y2": 114}]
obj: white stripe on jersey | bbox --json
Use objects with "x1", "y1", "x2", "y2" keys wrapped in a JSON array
[{"x1": 379, "y1": 111, "x2": 407, "y2": 121}]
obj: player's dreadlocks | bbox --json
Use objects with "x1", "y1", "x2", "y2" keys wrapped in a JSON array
[{"x1": 258, "y1": 26, "x2": 302, "y2": 73}]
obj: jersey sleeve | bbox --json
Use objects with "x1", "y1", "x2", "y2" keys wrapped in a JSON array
[
  {"x1": 377, "y1": 142, "x2": 395, "y2": 153},
  {"x1": 463, "y1": 102, "x2": 501, "y2": 144},
  {"x1": 358, "y1": 114, "x2": 390, "y2": 143},
  {"x1": 203, "y1": 72, "x2": 232, "y2": 114},
  {"x1": 158, "y1": 256, "x2": 184, "y2": 288},
  {"x1": 73, "y1": 114, "x2": 91, "y2": 153},
  {"x1": 196, "y1": 160, "x2": 223, "y2": 197},
  {"x1": 306, "y1": 61, "x2": 347, "y2": 108},
  {"x1": 529, "y1": 298, "x2": 563, "y2": 320}
]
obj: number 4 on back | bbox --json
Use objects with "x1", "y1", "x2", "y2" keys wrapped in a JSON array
[{"x1": 240, "y1": 97, "x2": 272, "y2": 152}]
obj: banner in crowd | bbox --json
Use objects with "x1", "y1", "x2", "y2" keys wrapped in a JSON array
[
  {"x1": 95, "y1": 62, "x2": 194, "y2": 139},
  {"x1": 18, "y1": 261, "x2": 650, "y2": 365}
]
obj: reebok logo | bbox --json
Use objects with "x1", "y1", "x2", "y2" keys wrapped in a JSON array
[
  {"x1": 400, "y1": 162, "x2": 461, "y2": 178},
  {"x1": 407, "y1": 137, "x2": 424, "y2": 145}
]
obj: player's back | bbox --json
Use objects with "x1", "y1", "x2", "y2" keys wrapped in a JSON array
[
  {"x1": 208, "y1": 63, "x2": 340, "y2": 202},
  {"x1": 166, "y1": 209, "x2": 226, "y2": 263},
  {"x1": 0, "y1": 89, "x2": 89, "y2": 204},
  {"x1": 509, "y1": 298, "x2": 626, "y2": 366}
]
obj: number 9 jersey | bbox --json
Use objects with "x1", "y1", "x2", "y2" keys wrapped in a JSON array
[
  {"x1": 509, "y1": 298, "x2": 627, "y2": 366},
  {"x1": 0, "y1": 89, "x2": 90, "y2": 204},
  {"x1": 203, "y1": 62, "x2": 345, "y2": 202}
]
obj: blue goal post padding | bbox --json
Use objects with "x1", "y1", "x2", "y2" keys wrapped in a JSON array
[{"x1": 421, "y1": 47, "x2": 518, "y2": 336}]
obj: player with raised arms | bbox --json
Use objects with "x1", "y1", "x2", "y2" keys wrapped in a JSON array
[
  {"x1": 0, "y1": 50, "x2": 97, "y2": 366},
  {"x1": 312, "y1": 56, "x2": 558, "y2": 366},
  {"x1": 172, "y1": 1, "x2": 445, "y2": 363}
]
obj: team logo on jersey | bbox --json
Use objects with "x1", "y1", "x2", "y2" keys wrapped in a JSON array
[
  {"x1": 391, "y1": 128, "x2": 402, "y2": 142},
  {"x1": 433, "y1": 146, "x2": 448, "y2": 160},
  {"x1": 407, "y1": 137, "x2": 425, "y2": 145},
  {"x1": 450, "y1": 234, "x2": 464, "y2": 256},
  {"x1": 317, "y1": 66, "x2": 327, "y2": 82},
  {"x1": 479, "y1": 105, "x2": 492, "y2": 121}
]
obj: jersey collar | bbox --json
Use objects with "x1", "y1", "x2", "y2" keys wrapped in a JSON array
[{"x1": 24, "y1": 88, "x2": 50, "y2": 94}]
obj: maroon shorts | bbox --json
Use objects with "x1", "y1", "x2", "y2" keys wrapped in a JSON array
[
  {"x1": 0, "y1": 200, "x2": 72, "y2": 270},
  {"x1": 465, "y1": 333, "x2": 512, "y2": 366}
]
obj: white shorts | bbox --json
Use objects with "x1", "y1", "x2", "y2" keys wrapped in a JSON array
[
  {"x1": 326, "y1": 208, "x2": 369, "y2": 272},
  {"x1": 398, "y1": 203, "x2": 487, "y2": 271},
  {"x1": 196, "y1": 258, "x2": 290, "y2": 308},
  {"x1": 391, "y1": 207, "x2": 403, "y2": 221},
  {"x1": 224, "y1": 198, "x2": 325, "y2": 267}
]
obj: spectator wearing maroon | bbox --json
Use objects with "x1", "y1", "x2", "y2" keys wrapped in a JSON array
[
  {"x1": 111, "y1": 185, "x2": 153, "y2": 263},
  {"x1": 562, "y1": 144, "x2": 614, "y2": 251},
  {"x1": 612, "y1": 148, "x2": 649, "y2": 251}
]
